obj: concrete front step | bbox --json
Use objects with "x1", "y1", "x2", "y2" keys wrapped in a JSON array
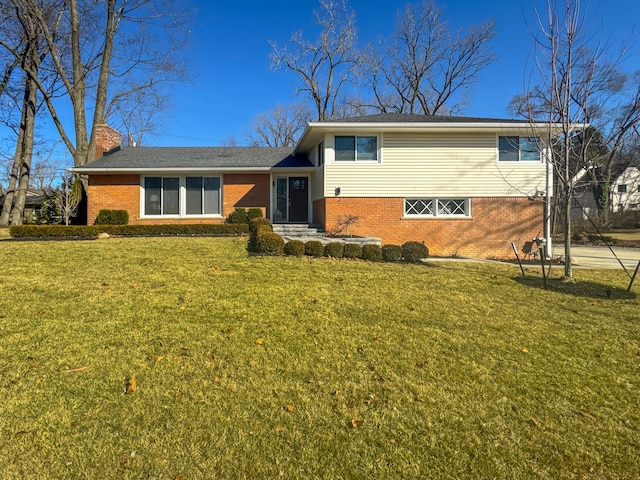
[
  {"x1": 272, "y1": 223, "x2": 381, "y2": 246},
  {"x1": 272, "y1": 224, "x2": 324, "y2": 236}
]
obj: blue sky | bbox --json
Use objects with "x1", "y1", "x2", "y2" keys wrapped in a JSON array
[
  {"x1": 160, "y1": 0, "x2": 639, "y2": 147},
  {"x1": 3, "y1": 0, "x2": 638, "y2": 161}
]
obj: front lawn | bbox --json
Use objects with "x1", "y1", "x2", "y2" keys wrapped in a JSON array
[{"x1": 0, "y1": 237, "x2": 638, "y2": 479}]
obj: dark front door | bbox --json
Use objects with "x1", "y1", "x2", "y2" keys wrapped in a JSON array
[{"x1": 288, "y1": 177, "x2": 308, "y2": 222}]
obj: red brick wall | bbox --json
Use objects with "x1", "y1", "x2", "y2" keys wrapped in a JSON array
[
  {"x1": 312, "y1": 198, "x2": 326, "y2": 227},
  {"x1": 223, "y1": 174, "x2": 270, "y2": 217},
  {"x1": 322, "y1": 196, "x2": 544, "y2": 259},
  {"x1": 87, "y1": 174, "x2": 140, "y2": 224}
]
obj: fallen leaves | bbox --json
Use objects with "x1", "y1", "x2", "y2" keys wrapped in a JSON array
[
  {"x1": 64, "y1": 366, "x2": 88, "y2": 374},
  {"x1": 125, "y1": 373, "x2": 137, "y2": 394},
  {"x1": 579, "y1": 411, "x2": 597, "y2": 421},
  {"x1": 285, "y1": 404, "x2": 296, "y2": 412}
]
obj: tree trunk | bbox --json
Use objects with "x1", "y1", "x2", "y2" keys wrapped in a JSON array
[
  {"x1": 0, "y1": 132, "x2": 24, "y2": 226},
  {"x1": 563, "y1": 188, "x2": 572, "y2": 279},
  {"x1": 10, "y1": 72, "x2": 38, "y2": 226}
]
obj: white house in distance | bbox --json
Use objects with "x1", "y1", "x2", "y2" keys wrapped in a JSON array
[
  {"x1": 74, "y1": 113, "x2": 559, "y2": 259},
  {"x1": 612, "y1": 166, "x2": 640, "y2": 212}
]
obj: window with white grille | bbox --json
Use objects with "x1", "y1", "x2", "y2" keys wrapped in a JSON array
[{"x1": 405, "y1": 198, "x2": 470, "y2": 217}]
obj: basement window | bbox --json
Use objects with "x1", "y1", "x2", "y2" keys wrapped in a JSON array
[{"x1": 405, "y1": 198, "x2": 470, "y2": 217}]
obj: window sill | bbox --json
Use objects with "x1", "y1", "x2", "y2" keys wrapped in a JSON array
[
  {"x1": 140, "y1": 214, "x2": 223, "y2": 219},
  {"x1": 403, "y1": 215, "x2": 473, "y2": 220}
]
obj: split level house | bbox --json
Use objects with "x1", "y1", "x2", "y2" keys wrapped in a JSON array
[{"x1": 73, "y1": 113, "x2": 556, "y2": 259}]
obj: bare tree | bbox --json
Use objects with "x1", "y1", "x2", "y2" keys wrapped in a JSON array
[
  {"x1": 247, "y1": 103, "x2": 311, "y2": 147},
  {"x1": 22, "y1": 0, "x2": 192, "y2": 168},
  {"x1": 111, "y1": 88, "x2": 171, "y2": 147},
  {"x1": 270, "y1": 0, "x2": 358, "y2": 121},
  {"x1": 0, "y1": 0, "x2": 191, "y2": 223},
  {"x1": 513, "y1": 0, "x2": 640, "y2": 278},
  {"x1": 29, "y1": 157, "x2": 58, "y2": 190},
  {"x1": 360, "y1": 1, "x2": 496, "y2": 115},
  {"x1": 56, "y1": 174, "x2": 83, "y2": 225},
  {"x1": 0, "y1": 0, "x2": 56, "y2": 226}
]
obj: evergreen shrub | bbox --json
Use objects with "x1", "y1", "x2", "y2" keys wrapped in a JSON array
[
  {"x1": 402, "y1": 241, "x2": 429, "y2": 262},
  {"x1": 304, "y1": 240, "x2": 325, "y2": 257},
  {"x1": 255, "y1": 232, "x2": 284, "y2": 255},
  {"x1": 324, "y1": 242, "x2": 344, "y2": 258},
  {"x1": 9, "y1": 224, "x2": 247, "y2": 238},
  {"x1": 284, "y1": 240, "x2": 305, "y2": 256},
  {"x1": 382, "y1": 244, "x2": 402, "y2": 262},
  {"x1": 247, "y1": 208, "x2": 263, "y2": 220},
  {"x1": 361, "y1": 244, "x2": 382, "y2": 262},
  {"x1": 94, "y1": 209, "x2": 129, "y2": 225},
  {"x1": 228, "y1": 208, "x2": 248, "y2": 224},
  {"x1": 342, "y1": 243, "x2": 362, "y2": 259}
]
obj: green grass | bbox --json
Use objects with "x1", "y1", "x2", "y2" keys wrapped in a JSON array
[
  {"x1": 608, "y1": 229, "x2": 640, "y2": 242},
  {"x1": 0, "y1": 237, "x2": 638, "y2": 479}
]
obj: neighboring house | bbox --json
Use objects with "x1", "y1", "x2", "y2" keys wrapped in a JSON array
[
  {"x1": 611, "y1": 166, "x2": 640, "y2": 212},
  {"x1": 570, "y1": 165, "x2": 640, "y2": 221},
  {"x1": 73, "y1": 114, "x2": 556, "y2": 258},
  {"x1": 0, "y1": 188, "x2": 52, "y2": 223}
]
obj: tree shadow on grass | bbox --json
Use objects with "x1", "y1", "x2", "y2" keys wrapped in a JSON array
[{"x1": 514, "y1": 276, "x2": 637, "y2": 300}]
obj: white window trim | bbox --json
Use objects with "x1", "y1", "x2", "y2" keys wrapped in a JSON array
[
  {"x1": 331, "y1": 134, "x2": 382, "y2": 164},
  {"x1": 140, "y1": 175, "x2": 223, "y2": 218},
  {"x1": 404, "y1": 198, "x2": 471, "y2": 218}
]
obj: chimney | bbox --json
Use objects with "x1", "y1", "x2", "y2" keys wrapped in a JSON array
[{"x1": 94, "y1": 124, "x2": 121, "y2": 159}]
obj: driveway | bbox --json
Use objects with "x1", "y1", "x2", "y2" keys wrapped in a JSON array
[{"x1": 552, "y1": 245, "x2": 640, "y2": 270}]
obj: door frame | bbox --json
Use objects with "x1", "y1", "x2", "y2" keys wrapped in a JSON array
[{"x1": 271, "y1": 175, "x2": 310, "y2": 223}]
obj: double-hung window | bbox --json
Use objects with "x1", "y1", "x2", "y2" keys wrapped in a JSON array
[
  {"x1": 143, "y1": 176, "x2": 221, "y2": 217},
  {"x1": 335, "y1": 135, "x2": 377, "y2": 161},
  {"x1": 498, "y1": 136, "x2": 541, "y2": 162},
  {"x1": 405, "y1": 198, "x2": 470, "y2": 217}
]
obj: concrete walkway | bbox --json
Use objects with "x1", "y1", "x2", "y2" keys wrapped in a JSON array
[{"x1": 552, "y1": 245, "x2": 640, "y2": 270}]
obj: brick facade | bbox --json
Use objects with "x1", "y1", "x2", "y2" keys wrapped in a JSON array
[
  {"x1": 320, "y1": 196, "x2": 545, "y2": 259},
  {"x1": 222, "y1": 174, "x2": 270, "y2": 218},
  {"x1": 86, "y1": 173, "x2": 271, "y2": 225},
  {"x1": 87, "y1": 175, "x2": 140, "y2": 225}
]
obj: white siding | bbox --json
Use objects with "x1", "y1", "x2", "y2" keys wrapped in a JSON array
[
  {"x1": 309, "y1": 141, "x2": 325, "y2": 201},
  {"x1": 310, "y1": 168, "x2": 324, "y2": 201},
  {"x1": 322, "y1": 132, "x2": 547, "y2": 197},
  {"x1": 612, "y1": 166, "x2": 640, "y2": 212}
]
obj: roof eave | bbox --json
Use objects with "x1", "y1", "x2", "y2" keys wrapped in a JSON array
[
  {"x1": 294, "y1": 121, "x2": 576, "y2": 153},
  {"x1": 71, "y1": 165, "x2": 315, "y2": 174}
]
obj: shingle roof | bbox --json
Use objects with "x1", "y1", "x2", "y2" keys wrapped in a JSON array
[
  {"x1": 328, "y1": 113, "x2": 530, "y2": 124},
  {"x1": 74, "y1": 146, "x2": 313, "y2": 171}
]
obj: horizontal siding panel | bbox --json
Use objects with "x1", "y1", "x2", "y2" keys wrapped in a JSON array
[
  {"x1": 323, "y1": 132, "x2": 547, "y2": 197},
  {"x1": 310, "y1": 169, "x2": 324, "y2": 201}
]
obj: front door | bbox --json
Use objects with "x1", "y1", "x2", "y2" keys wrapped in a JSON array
[{"x1": 288, "y1": 177, "x2": 308, "y2": 223}]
